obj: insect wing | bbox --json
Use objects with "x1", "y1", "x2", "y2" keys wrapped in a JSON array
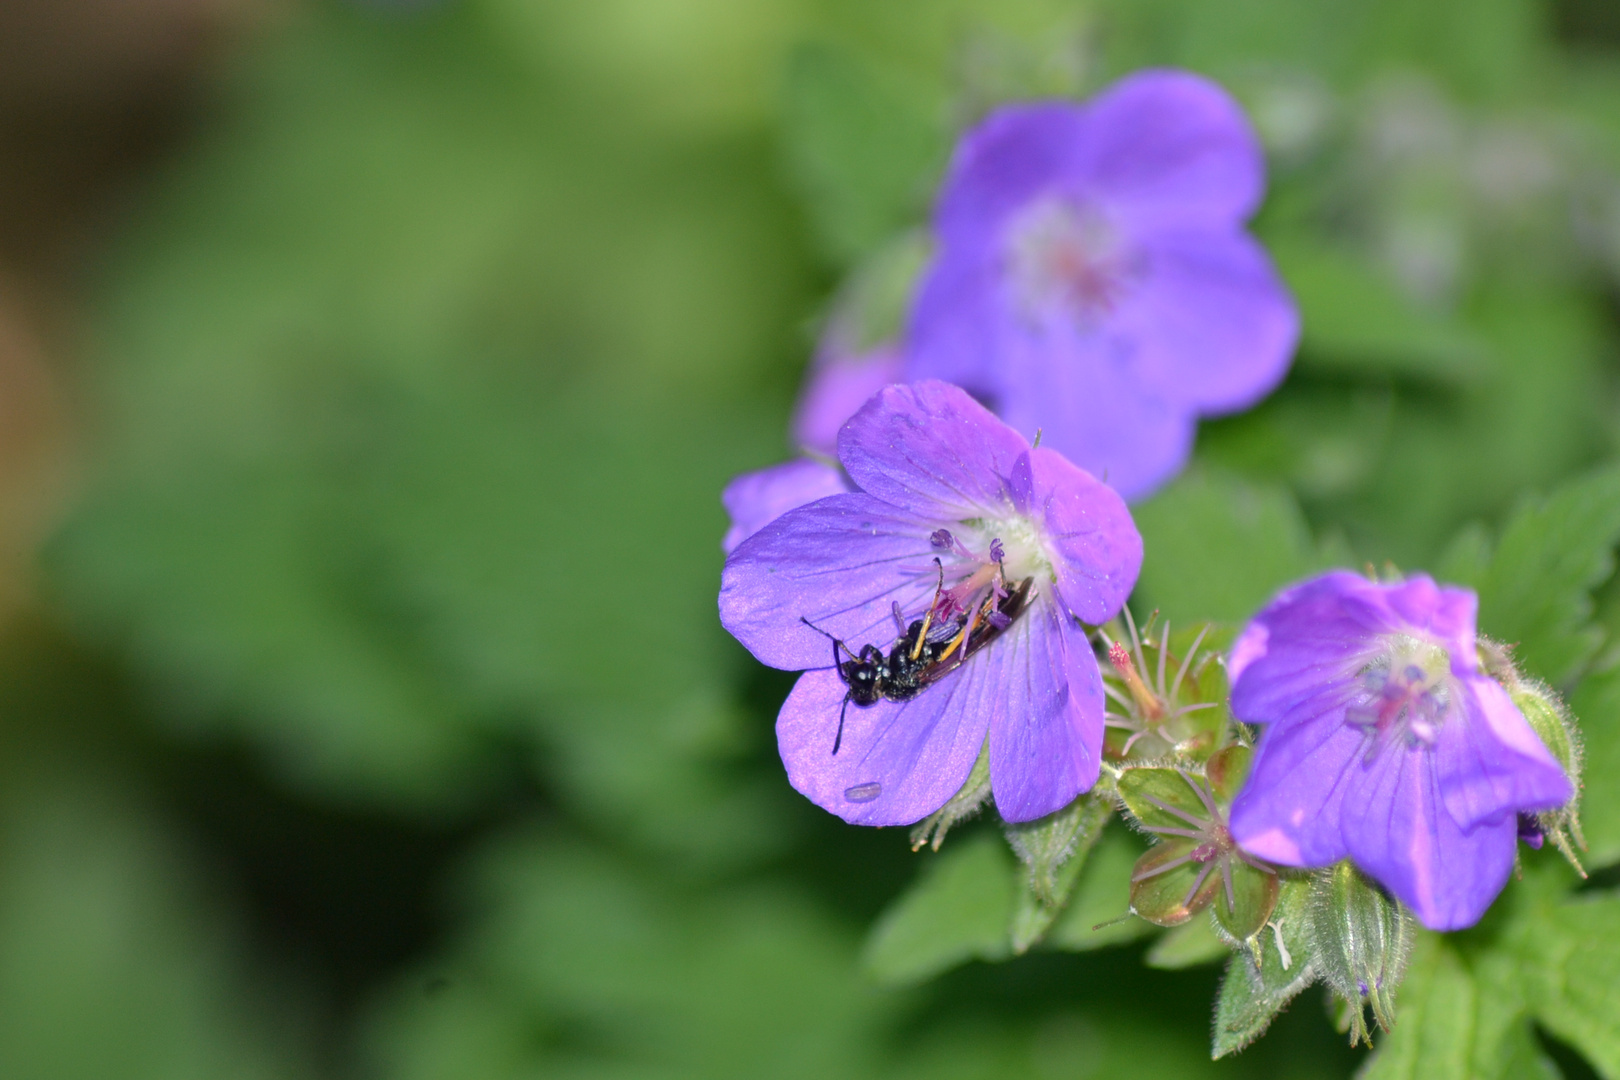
[{"x1": 914, "y1": 577, "x2": 1036, "y2": 687}]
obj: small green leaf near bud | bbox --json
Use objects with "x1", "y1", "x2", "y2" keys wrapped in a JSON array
[
  {"x1": 1132, "y1": 838, "x2": 1220, "y2": 926},
  {"x1": 1213, "y1": 859, "x2": 1281, "y2": 942},
  {"x1": 1212, "y1": 877, "x2": 1317, "y2": 1059},
  {"x1": 1117, "y1": 766, "x2": 1210, "y2": 830},
  {"x1": 1509, "y1": 679, "x2": 1587, "y2": 875},
  {"x1": 1306, "y1": 862, "x2": 1415, "y2": 1046},
  {"x1": 1004, "y1": 792, "x2": 1113, "y2": 952},
  {"x1": 1514, "y1": 682, "x2": 1579, "y2": 781}
]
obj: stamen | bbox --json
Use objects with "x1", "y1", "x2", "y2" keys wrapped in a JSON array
[{"x1": 1108, "y1": 641, "x2": 1165, "y2": 720}]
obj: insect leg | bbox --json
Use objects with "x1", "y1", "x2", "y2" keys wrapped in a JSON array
[{"x1": 833, "y1": 694, "x2": 850, "y2": 755}]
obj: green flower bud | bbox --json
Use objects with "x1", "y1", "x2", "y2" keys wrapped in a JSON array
[
  {"x1": 1099, "y1": 614, "x2": 1233, "y2": 763},
  {"x1": 1478, "y1": 636, "x2": 1586, "y2": 875},
  {"x1": 1306, "y1": 862, "x2": 1415, "y2": 1047}
]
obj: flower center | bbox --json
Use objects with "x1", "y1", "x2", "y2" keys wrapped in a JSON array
[
  {"x1": 922, "y1": 519, "x2": 1051, "y2": 629},
  {"x1": 1004, "y1": 197, "x2": 1136, "y2": 323},
  {"x1": 1346, "y1": 634, "x2": 1453, "y2": 753}
]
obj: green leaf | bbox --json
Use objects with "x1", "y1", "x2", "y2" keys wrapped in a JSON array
[
  {"x1": 1434, "y1": 521, "x2": 1494, "y2": 587},
  {"x1": 1462, "y1": 463, "x2": 1620, "y2": 685},
  {"x1": 1005, "y1": 793, "x2": 1113, "y2": 952},
  {"x1": 1045, "y1": 823, "x2": 1156, "y2": 953},
  {"x1": 1521, "y1": 888, "x2": 1620, "y2": 1076},
  {"x1": 1570, "y1": 665, "x2": 1620, "y2": 866},
  {"x1": 1131, "y1": 468, "x2": 1345, "y2": 625},
  {"x1": 1211, "y1": 878, "x2": 1316, "y2": 1058},
  {"x1": 780, "y1": 41, "x2": 946, "y2": 266},
  {"x1": 1268, "y1": 234, "x2": 1487, "y2": 384},
  {"x1": 1144, "y1": 916, "x2": 1229, "y2": 970},
  {"x1": 861, "y1": 832, "x2": 1015, "y2": 986},
  {"x1": 0, "y1": 777, "x2": 307, "y2": 1080},
  {"x1": 47, "y1": 3, "x2": 820, "y2": 855}
]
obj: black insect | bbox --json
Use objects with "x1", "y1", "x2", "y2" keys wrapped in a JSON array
[{"x1": 802, "y1": 564, "x2": 1036, "y2": 754}]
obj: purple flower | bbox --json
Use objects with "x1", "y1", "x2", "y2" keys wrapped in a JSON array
[
  {"x1": 791, "y1": 342, "x2": 904, "y2": 456},
  {"x1": 719, "y1": 380, "x2": 1142, "y2": 825},
  {"x1": 721, "y1": 342, "x2": 901, "y2": 554},
  {"x1": 1227, "y1": 571, "x2": 1574, "y2": 930},
  {"x1": 904, "y1": 70, "x2": 1299, "y2": 500}
]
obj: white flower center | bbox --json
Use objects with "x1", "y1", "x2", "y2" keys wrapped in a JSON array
[
  {"x1": 1346, "y1": 634, "x2": 1453, "y2": 753},
  {"x1": 1004, "y1": 197, "x2": 1137, "y2": 324}
]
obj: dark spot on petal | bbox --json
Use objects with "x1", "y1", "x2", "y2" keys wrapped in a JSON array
[{"x1": 844, "y1": 782, "x2": 882, "y2": 803}]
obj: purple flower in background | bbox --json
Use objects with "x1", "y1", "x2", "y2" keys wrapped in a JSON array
[
  {"x1": 1227, "y1": 571, "x2": 1573, "y2": 930},
  {"x1": 791, "y1": 342, "x2": 904, "y2": 455},
  {"x1": 720, "y1": 380, "x2": 1141, "y2": 825},
  {"x1": 721, "y1": 341, "x2": 902, "y2": 554},
  {"x1": 905, "y1": 70, "x2": 1299, "y2": 500}
]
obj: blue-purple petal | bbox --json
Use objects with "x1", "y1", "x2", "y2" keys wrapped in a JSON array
[
  {"x1": 790, "y1": 343, "x2": 904, "y2": 456},
  {"x1": 986, "y1": 598, "x2": 1104, "y2": 822},
  {"x1": 1228, "y1": 572, "x2": 1396, "y2": 724},
  {"x1": 1434, "y1": 676, "x2": 1572, "y2": 830},
  {"x1": 837, "y1": 382, "x2": 1031, "y2": 518},
  {"x1": 1229, "y1": 694, "x2": 1361, "y2": 866},
  {"x1": 1341, "y1": 747, "x2": 1517, "y2": 931},
  {"x1": 721, "y1": 459, "x2": 851, "y2": 554},
  {"x1": 1108, "y1": 230, "x2": 1298, "y2": 415},
  {"x1": 775, "y1": 663, "x2": 994, "y2": 827},
  {"x1": 1076, "y1": 69, "x2": 1265, "y2": 233},
  {"x1": 720, "y1": 493, "x2": 944, "y2": 671},
  {"x1": 1026, "y1": 447, "x2": 1141, "y2": 624},
  {"x1": 933, "y1": 103, "x2": 1093, "y2": 249}
]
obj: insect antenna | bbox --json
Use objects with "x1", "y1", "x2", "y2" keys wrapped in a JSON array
[{"x1": 801, "y1": 615, "x2": 859, "y2": 664}]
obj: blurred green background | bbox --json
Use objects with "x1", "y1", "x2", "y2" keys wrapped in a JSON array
[{"x1": 0, "y1": 0, "x2": 1619, "y2": 1076}]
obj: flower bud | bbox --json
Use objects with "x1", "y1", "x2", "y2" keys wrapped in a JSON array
[
  {"x1": 1305, "y1": 861, "x2": 1414, "y2": 1046},
  {"x1": 1509, "y1": 679, "x2": 1586, "y2": 873},
  {"x1": 1480, "y1": 636, "x2": 1586, "y2": 875}
]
